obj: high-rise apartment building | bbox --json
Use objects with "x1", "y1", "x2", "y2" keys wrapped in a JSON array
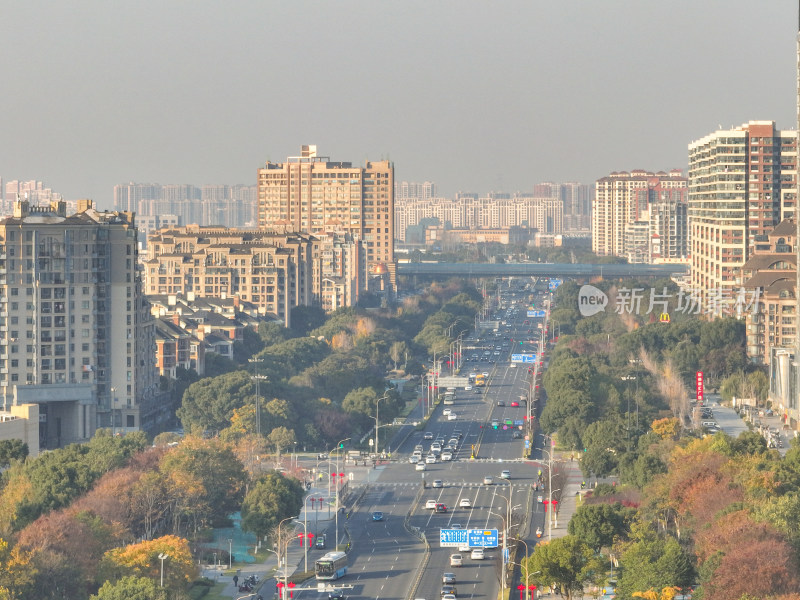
[
  {"x1": 688, "y1": 121, "x2": 797, "y2": 312},
  {"x1": 257, "y1": 146, "x2": 394, "y2": 288},
  {"x1": 0, "y1": 200, "x2": 160, "y2": 448},
  {"x1": 592, "y1": 170, "x2": 687, "y2": 261}
]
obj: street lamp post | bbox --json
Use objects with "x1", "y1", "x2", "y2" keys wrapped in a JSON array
[
  {"x1": 249, "y1": 357, "x2": 266, "y2": 437},
  {"x1": 158, "y1": 553, "x2": 169, "y2": 588},
  {"x1": 374, "y1": 394, "x2": 389, "y2": 456},
  {"x1": 293, "y1": 518, "x2": 309, "y2": 574},
  {"x1": 110, "y1": 386, "x2": 116, "y2": 437},
  {"x1": 227, "y1": 538, "x2": 233, "y2": 569},
  {"x1": 331, "y1": 438, "x2": 350, "y2": 549},
  {"x1": 539, "y1": 434, "x2": 556, "y2": 542}
]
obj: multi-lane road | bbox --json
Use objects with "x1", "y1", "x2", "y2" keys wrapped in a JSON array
[{"x1": 300, "y1": 282, "x2": 552, "y2": 600}]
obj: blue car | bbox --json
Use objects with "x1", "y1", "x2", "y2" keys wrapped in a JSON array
[{"x1": 372, "y1": 511, "x2": 384, "y2": 521}]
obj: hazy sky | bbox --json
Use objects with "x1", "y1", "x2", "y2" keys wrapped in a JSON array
[{"x1": 1, "y1": 1, "x2": 797, "y2": 208}]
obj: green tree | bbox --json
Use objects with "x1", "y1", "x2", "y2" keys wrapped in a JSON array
[
  {"x1": 567, "y1": 502, "x2": 631, "y2": 551},
  {"x1": 617, "y1": 524, "x2": 694, "y2": 600},
  {"x1": 525, "y1": 535, "x2": 604, "y2": 600},
  {"x1": 267, "y1": 426, "x2": 297, "y2": 456},
  {"x1": 0, "y1": 440, "x2": 27, "y2": 468},
  {"x1": 290, "y1": 305, "x2": 327, "y2": 336},
  {"x1": 91, "y1": 576, "x2": 168, "y2": 600},
  {"x1": 160, "y1": 437, "x2": 247, "y2": 531},
  {"x1": 342, "y1": 387, "x2": 379, "y2": 418},
  {"x1": 241, "y1": 471, "x2": 305, "y2": 539},
  {"x1": 177, "y1": 370, "x2": 254, "y2": 433}
]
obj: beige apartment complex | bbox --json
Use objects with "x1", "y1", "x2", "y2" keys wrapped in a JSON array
[
  {"x1": 592, "y1": 170, "x2": 688, "y2": 262},
  {"x1": 257, "y1": 145, "x2": 394, "y2": 289},
  {"x1": 740, "y1": 219, "x2": 796, "y2": 365},
  {"x1": 688, "y1": 121, "x2": 798, "y2": 313},
  {"x1": 144, "y1": 226, "x2": 364, "y2": 324},
  {"x1": 0, "y1": 200, "x2": 161, "y2": 448}
]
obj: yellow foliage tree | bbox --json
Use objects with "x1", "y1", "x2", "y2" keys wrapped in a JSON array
[
  {"x1": 633, "y1": 586, "x2": 680, "y2": 600},
  {"x1": 331, "y1": 331, "x2": 353, "y2": 351},
  {"x1": 651, "y1": 418, "x2": 680, "y2": 440},
  {"x1": 0, "y1": 536, "x2": 37, "y2": 599},
  {"x1": 354, "y1": 317, "x2": 376, "y2": 339},
  {"x1": 101, "y1": 535, "x2": 196, "y2": 590}
]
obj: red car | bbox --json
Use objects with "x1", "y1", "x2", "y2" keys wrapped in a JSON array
[{"x1": 511, "y1": 401, "x2": 520, "y2": 407}]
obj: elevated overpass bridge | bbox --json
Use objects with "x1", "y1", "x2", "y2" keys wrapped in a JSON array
[{"x1": 396, "y1": 261, "x2": 688, "y2": 279}]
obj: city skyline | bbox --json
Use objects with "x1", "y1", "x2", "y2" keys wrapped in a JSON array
[{"x1": 0, "y1": 1, "x2": 795, "y2": 208}]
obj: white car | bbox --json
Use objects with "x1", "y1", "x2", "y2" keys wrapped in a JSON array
[
  {"x1": 459, "y1": 498, "x2": 472, "y2": 508},
  {"x1": 409, "y1": 455, "x2": 419, "y2": 464},
  {"x1": 426, "y1": 454, "x2": 437, "y2": 464},
  {"x1": 443, "y1": 408, "x2": 452, "y2": 416},
  {"x1": 416, "y1": 462, "x2": 427, "y2": 471},
  {"x1": 471, "y1": 548, "x2": 485, "y2": 560},
  {"x1": 447, "y1": 413, "x2": 457, "y2": 421},
  {"x1": 425, "y1": 499, "x2": 437, "y2": 509},
  {"x1": 458, "y1": 543, "x2": 472, "y2": 552},
  {"x1": 441, "y1": 451, "x2": 453, "y2": 461},
  {"x1": 464, "y1": 385, "x2": 473, "y2": 391},
  {"x1": 500, "y1": 470, "x2": 511, "y2": 479},
  {"x1": 509, "y1": 363, "x2": 517, "y2": 369}
]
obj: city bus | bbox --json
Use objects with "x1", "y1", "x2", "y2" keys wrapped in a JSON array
[
  {"x1": 475, "y1": 374, "x2": 486, "y2": 387},
  {"x1": 315, "y1": 551, "x2": 348, "y2": 580}
]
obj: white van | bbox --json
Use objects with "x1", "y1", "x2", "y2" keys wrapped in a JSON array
[{"x1": 701, "y1": 421, "x2": 717, "y2": 429}]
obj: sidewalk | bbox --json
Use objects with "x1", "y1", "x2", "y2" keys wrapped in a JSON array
[{"x1": 547, "y1": 454, "x2": 584, "y2": 539}]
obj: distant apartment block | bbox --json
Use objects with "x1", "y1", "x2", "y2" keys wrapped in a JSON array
[
  {"x1": 257, "y1": 145, "x2": 394, "y2": 290},
  {"x1": 739, "y1": 219, "x2": 796, "y2": 365},
  {"x1": 0, "y1": 200, "x2": 163, "y2": 448},
  {"x1": 396, "y1": 180, "x2": 436, "y2": 200},
  {"x1": 592, "y1": 170, "x2": 687, "y2": 263},
  {"x1": 395, "y1": 194, "x2": 564, "y2": 243},
  {"x1": 2, "y1": 180, "x2": 66, "y2": 218},
  {"x1": 144, "y1": 226, "x2": 365, "y2": 325},
  {"x1": 533, "y1": 182, "x2": 592, "y2": 231},
  {"x1": 688, "y1": 121, "x2": 797, "y2": 313},
  {"x1": 113, "y1": 182, "x2": 258, "y2": 243}
]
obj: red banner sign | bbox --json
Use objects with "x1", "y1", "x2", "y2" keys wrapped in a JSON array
[{"x1": 696, "y1": 371, "x2": 704, "y2": 404}]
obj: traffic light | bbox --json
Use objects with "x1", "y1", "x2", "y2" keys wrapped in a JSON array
[
  {"x1": 339, "y1": 442, "x2": 344, "y2": 449},
  {"x1": 493, "y1": 423, "x2": 498, "y2": 429}
]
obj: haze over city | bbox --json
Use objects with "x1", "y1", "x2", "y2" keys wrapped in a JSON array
[{"x1": 0, "y1": 1, "x2": 796, "y2": 207}]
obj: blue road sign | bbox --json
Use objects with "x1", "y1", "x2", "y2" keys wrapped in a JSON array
[
  {"x1": 468, "y1": 529, "x2": 499, "y2": 548},
  {"x1": 513, "y1": 419, "x2": 524, "y2": 426},
  {"x1": 440, "y1": 529, "x2": 469, "y2": 547},
  {"x1": 549, "y1": 279, "x2": 563, "y2": 290},
  {"x1": 504, "y1": 548, "x2": 510, "y2": 563},
  {"x1": 511, "y1": 354, "x2": 538, "y2": 363},
  {"x1": 525, "y1": 440, "x2": 531, "y2": 448},
  {"x1": 527, "y1": 310, "x2": 547, "y2": 318}
]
